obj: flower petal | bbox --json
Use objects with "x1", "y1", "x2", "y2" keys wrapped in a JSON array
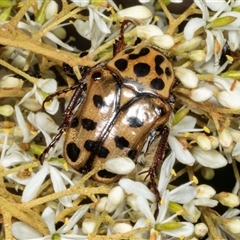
[
  {"x1": 49, "y1": 166, "x2": 73, "y2": 207},
  {"x1": 119, "y1": 178, "x2": 155, "y2": 202},
  {"x1": 168, "y1": 136, "x2": 195, "y2": 166},
  {"x1": 12, "y1": 222, "x2": 42, "y2": 239},
  {"x1": 184, "y1": 18, "x2": 206, "y2": 40},
  {"x1": 22, "y1": 162, "x2": 49, "y2": 202},
  {"x1": 191, "y1": 146, "x2": 228, "y2": 168}
]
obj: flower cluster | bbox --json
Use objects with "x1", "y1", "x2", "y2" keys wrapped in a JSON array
[{"x1": 0, "y1": 0, "x2": 240, "y2": 239}]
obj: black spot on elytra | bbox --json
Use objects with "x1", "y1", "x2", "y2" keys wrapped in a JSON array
[
  {"x1": 81, "y1": 118, "x2": 97, "y2": 131},
  {"x1": 129, "y1": 47, "x2": 150, "y2": 60},
  {"x1": 127, "y1": 117, "x2": 143, "y2": 128},
  {"x1": 128, "y1": 149, "x2": 137, "y2": 160},
  {"x1": 92, "y1": 71, "x2": 102, "y2": 80},
  {"x1": 93, "y1": 94, "x2": 104, "y2": 108},
  {"x1": 114, "y1": 136, "x2": 129, "y2": 149},
  {"x1": 66, "y1": 142, "x2": 80, "y2": 162},
  {"x1": 97, "y1": 146, "x2": 110, "y2": 158},
  {"x1": 98, "y1": 169, "x2": 116, "y2": 178},
  {"x1": 84, "y1": 140, "x2": 96, "y2": 151},
  {"x1": 133, "y1": 63, "x2": 150, "y2": 77},
  {"x1": 155, "y1": 55, "x2": 165, "y2": 75},
  {"x1": 115, "y1": 58, "x2": 128, "y2": 71},
  {"x1": 150, "y1": 78, "x2": 165, "y2": 90},
  {"x1": 84, "y1": 140, "x2": 109, "y2": 158},
  {"x1": 165, "y1": 67, "x2": 172, "y2": 77},
  {"x1": 124, "y1": 48, "x2": 134, "y2": 54},
  {"x1": 70, "y1": 117, "x2": 79, "y2": 128}
]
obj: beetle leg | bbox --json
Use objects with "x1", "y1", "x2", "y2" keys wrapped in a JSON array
[
  {"x1": 113, "y1": 19, "x2": 134, "y2": 56},
  {"x1": 43, "y1": 84, "x2": 82, "y2": 106},
  {"x1": 39, "y1": 82, "x2": 86, "y2": 163},
  {"x1": 147, "y1": 125, "x2": 170, "y2": 219}
]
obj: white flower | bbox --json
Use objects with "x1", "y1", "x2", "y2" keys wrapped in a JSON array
[
  {"x1": 136, "y1": 190, "x2": 194, "y2": 238},
  {"x1": 27, "y1": 111, "x2": 60, "y2": 151},
  {"x1": 184, "y1": 0, "x2": 240, "y2": 72},
  {"x1": 17, "y1": 78, "x2": 59, "y2": 115},
  {"x1": 22, "y1": 162, "x2": 77, "y2": 207},
  {"x1": 169, "y1": 116, "x2": 197, "y2": 166},
  {"x1": 12, "y1": 206, "x2": 89, "y2": 239},
  {"x1": 214, "y1": 76, "x2": 240, "y2": 109},
  {"x1": 74, "y1": 6, "x2": 111, "y2": 51}
]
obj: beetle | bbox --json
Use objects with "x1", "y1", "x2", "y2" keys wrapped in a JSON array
[{"x1": 39, "y1": 24, "x2": 176, "y2": 216}]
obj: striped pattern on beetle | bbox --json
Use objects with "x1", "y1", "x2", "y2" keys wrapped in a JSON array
[{"x1": 62, "y1": 45, "x2": 176, "y2": 183}]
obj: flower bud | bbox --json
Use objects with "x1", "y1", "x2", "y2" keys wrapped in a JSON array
[
  {"x1": 0, "y1": 105, "x2": 14, "y2": 116},
  {"x1": 229, "y1": 128, "x2": 240, "y2": 142},
  {"x1": 217, "y1": 91, "x2": 240, "y2": 109},
  {"x1": 136, "y1": 25, "x2": 163, "y2": 39},
  {"x1": 115, "y1": 6, "x2": 152, "y2": 22},
  {"x1": 95, "y1": 197, "x2": 107, "y2": 212},
  {"x1": 219, "y1": 128, "x2": 233, "y2": 148},
  {"x1": 189, "y1": 50, "x2": 206, "y2": 61},
  {"x1": 191, "y1": 146, "x2": 227, "y2": 168},
  {"x1": 175, "y1": 36, "x2": 202, "y2": 52},
  {"x1": 155, "y1": 222, "x2": 184, "y2": 231},
  {"x1": 150, "y1": 34, "x2": 174, "y2": 49},
  {"x1": 194, "y1": 222, "x2": 208, "y2": 238},
  {"x1": 209, "y1": 16, "x2": 237, "y2": 28},
  {"x1": 201, "y1": 167, "x2": 215, "y2": 180},
  {"x1": 105, "y1": 157, "x2": 135, "y2": 175},
  {"x1": 223, "y1": 218, "x2": 240, "y2": 234},
  {"x1": 45, "y1": 0, "x2": 58, "y2": 20},
  {"x1": 172, "y1": 107, "x2": 189, "y2": 126},
  {"x1": 190, "y1": 87, "x2": 213, "y2": 102},
  {"x1": 168, "y1": 202, "x2": 186, "y2": 215},
  {"x1": 0, "y1": 75, "x2": 23, "y2": 89},
  {"x1": 216, "y1": 192, "x2": 240, "y2": 208},
  {"x1": 51, "y1": 27, "x2": 67, "y2": 40},
  {"x1": 209, "y1": 136, "x2": 219, "y2": 149},
  {"x1": 220, "y1": 70, "x2": 240, "y2": 79},
  {"x1": 22, "y1": 99, "x2": 42, "y2": 112},
  {"x1": 196, "y1": 135, "x2": 212, "y2": 151},
  {"x1": 126, "y1": 195, "x2": 139, "y2": 211},
  {"x1": 194, "y1": 184, "x2": 216, "y2": 198},
  {"x1": 82, "y1": 218, "x2": 96, "y2": 234},
  {"x1": 105, "y1": 186, "x2": 124, "y2": 213},
  {"x1": 113, "y1": 222, "x2": 133, "y2": 233},
  {"x1": 174, "y1": 67, "x2": 198, "y2": 88}
]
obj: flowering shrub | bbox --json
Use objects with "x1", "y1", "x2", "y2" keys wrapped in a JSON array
[{"x1": 0, "y1": 0, "x2": 240, "y2": 239}]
